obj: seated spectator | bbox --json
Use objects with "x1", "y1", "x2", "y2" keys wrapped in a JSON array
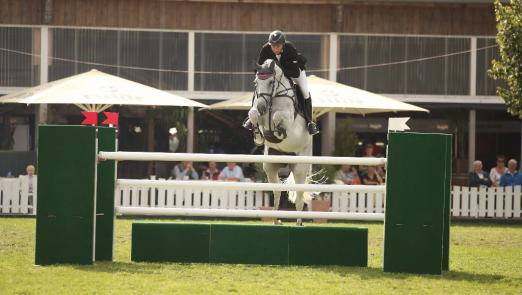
[
  {"x1": 219, "y1": 162, "x2": 244, "y2": 182},
  {"x1": 490, "y1": 155, "x2": 507, "y2": 187},
  {"x1": 468, "y1": 160, "x2": 492, "y2": 188},
  {"x1": 335, "y1": 165, "x2": 361, "y2": 185},
  {"x1": 359, "y1": 143, "x2": 375, "y2": 177},
  {"x1": 201, "y1": 161, "x2": 220, "y2": 180},
  {"x1": 25, "y1": 164, "x2": 36, "y2": 214},
  {"x1": 172, "y1": 161, "x2": 199, "y2": 180},
  {"x1": 362, "y1": 166, "x2": 383, "y2": 185},
  {"x1": 25, "y1": 164, "x2": 36, "y2": 194},
  {"x1": 500, "y1": 159, "x2": 522, "y2": 187}
]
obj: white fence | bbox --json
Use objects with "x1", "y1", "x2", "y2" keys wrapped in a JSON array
[
  {"x1": 0, "y1": 176, "x2": 37, "y2": 214},
  {"x1": 1, "y1": 179, "x2": 521, "y2": 219},
  {"x1": 452, "y1": 186, "x2": 521, "y2": 218}
]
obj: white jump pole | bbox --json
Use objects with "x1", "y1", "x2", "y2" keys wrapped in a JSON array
[
  {"x1": 116, "y1": 207, "x2": 385, "y2": 221},
  {"x1": 117, "y1": 179, "x2": 385, "y2": 193},
  {"x1": 99, "y1": 152, "x2": 386, "y2": 166}
]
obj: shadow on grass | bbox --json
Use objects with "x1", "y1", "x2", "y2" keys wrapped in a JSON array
[
  {"x1": 73, "y1": 261, "x2": 164, "y2": 274},
  {"x1": 72, "y1": 261, "x2": 505, "y2": 284},
  {"x1": 306, "y1": 266, "x2": 505, "y2": 283}
]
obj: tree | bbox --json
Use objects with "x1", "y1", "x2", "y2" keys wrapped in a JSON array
[{"x1": 489, "y1": 0, "x2": 522, "y2": 118}]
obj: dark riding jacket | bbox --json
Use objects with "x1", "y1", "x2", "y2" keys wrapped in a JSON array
[{"x1": 257, "y1": 42, "x2": 307, "y2": 79}]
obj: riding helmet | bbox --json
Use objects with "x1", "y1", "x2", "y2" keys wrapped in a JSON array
[{"x1": 268, "y1": 30, "x2": 286, "y2": 45}]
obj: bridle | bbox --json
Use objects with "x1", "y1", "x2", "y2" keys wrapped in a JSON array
[{"x1": 254, "y1": 64, "x2": 297, "y2": 142}]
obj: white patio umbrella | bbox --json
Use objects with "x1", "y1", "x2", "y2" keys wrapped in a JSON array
[
  {"x1": 0, "y1": 69, "x2": 207, "y2": 112},
  {"x1": 202, "y1": 75, "x2": 428, "y2": 117}
]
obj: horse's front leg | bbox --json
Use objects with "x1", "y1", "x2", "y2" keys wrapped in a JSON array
[
  {"x1": 264, "y1": 162, "x2": 283, "y2": 225},
  {"x1": 272, "y1": 111, "x2": 292, "y2": 140},
  {"x1": 248, "y1": 107, "x2": 264, "y2": 146}
]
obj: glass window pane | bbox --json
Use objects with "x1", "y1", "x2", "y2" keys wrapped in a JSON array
[
  {"x1": 338, "y1": 35, "x2": 366, "y2": 89},
  {"x1": 119, "y1": 30, "x2": 160, "y2": 88},
  {"x1": 48, "y1": 28, "x2": 188, "y2": 90},
  {"x1": 195, "y1": 33, "x2": 264, "y2": 91},
  {"x1": 160, "y1": 32, "x2": 188, "y2": 90},
  {"x1": 0, "y1": 27, "x2": 39, "y2": 86},
  {"x1": 366, "y1": 36, "x2": 407, "y2": 94},
  {"x1": 405, "y1": 37, "x2": 447, "y2": 94},
  {"x1": 338, "y1": 35, "x2": 470, "y2": 95},
  {"x1": 48, "y1": 28, "x2": 75, "y2": 81},
  {"x1": 446, "y1": 38, "x2": 470, "y2": 95},
  {"x1": 195, "y1": 33, "x2": 327, "y2": 91},
  {"x1": 477, "y1": 38, "x2": 504, "y2": 96}
]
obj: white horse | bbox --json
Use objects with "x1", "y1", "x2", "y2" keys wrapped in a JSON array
[{"x1": 248, "y1": 59, "x2": 313, "y2": 225}]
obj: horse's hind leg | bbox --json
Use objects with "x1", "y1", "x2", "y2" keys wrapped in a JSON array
[
  {"x1": 263, "y1": 162, "x2": 282, "y2": 224},
  {"x1": 291, "y1": 163, "x2": 310, "y2": 226}
]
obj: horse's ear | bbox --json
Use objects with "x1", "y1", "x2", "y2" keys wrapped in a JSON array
[
  {"x1": 269, "y1": 60, "x2": 275, "y2": 72},
  {"x1": 253, "y1": 61, "x2": 262, "y2": 71}
]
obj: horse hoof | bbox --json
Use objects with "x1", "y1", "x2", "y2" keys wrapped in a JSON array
[{"x1": 273, "y1": 219, "x2": 283, "y2": 225}]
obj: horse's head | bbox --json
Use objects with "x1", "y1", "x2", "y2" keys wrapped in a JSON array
[{"x1": 254, "y1": 59, "x2": 283, "y2": 114}]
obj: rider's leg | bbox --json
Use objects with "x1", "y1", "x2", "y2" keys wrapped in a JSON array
[{"x1": 291, "y1": 70, "x2": 319, "y2": 135}]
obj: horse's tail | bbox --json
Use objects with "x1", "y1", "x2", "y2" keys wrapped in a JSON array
[{"x1": 285, "y1": 172, "x2": 313, "y2": 205}]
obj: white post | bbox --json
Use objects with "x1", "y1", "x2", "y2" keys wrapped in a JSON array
[
  {"x1": 36, "y1": 26, "x2": 49, "y2": 151},
  {"x1": 187, "y1": 32, "x2": 195, "y2": 153},
  {"x1": 321, "y1": 33, "x2": 338, "y2": 156},
  {"x1": 187, "y1": 107, "x2": 194, "y2": 153},
  {"x1": 468, "y1": 109, "x2": 476, "y2": 171},
  {"x1": 470, "y1": 37, "x2": 477, "y2": 97},
  {"x1": 321, "y1": 113, "x2": 336, "y2": 156},
  {"x1": 188, "y1": 31, "x2": 195, "y2": 92}
]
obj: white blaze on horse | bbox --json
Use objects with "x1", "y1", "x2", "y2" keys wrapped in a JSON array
[{"x1": 249, "y1": 59, "x2": 313, "y2": 225}]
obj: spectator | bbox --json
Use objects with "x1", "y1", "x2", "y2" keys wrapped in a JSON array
[
  {"x1": 490, "y1": 155, "x2": 507, "y2": 187},
  {"x1": 499, "y1": 159, "x2": 522, "y2": 187},
  {"x1": 168, "y1": 127, "x2": 179, "y2": 153},
  {"x1": 362, "y1": 166, "x2": 383, "y2": 185},
  {"x1": 172, "y1": 161, "x2": 199, "y2": 180},
  {"x1": 335, "y1": 165, "x2": 361, "y2": 185},
  {"x1": 201, "y1": 161, "x2": 220, "y2": 180},
  {"x1": 25, "y1": 164, "x2": 36, "y2": 213},
  {"x1": 25, "y1": 164, "x2": 36, "y2": 194},
  {"x1": 219, "y1": 162, "x2": 244, "y2": 182},
  {"x1": 468, "y1": 160, "x2": 492, "y2": 188}
]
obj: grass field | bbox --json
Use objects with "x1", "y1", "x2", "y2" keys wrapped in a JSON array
[{"x1": 0, "y1": 218, "x2": 521, "y2": 294}]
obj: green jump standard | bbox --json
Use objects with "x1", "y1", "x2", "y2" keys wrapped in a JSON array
[{"x1": 132, "y1": 223, "x2": 368, "y2": 267}]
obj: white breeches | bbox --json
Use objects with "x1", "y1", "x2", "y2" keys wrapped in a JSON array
[{"x1": 291, "y1": 70, "x2": 310, "y2": 99}]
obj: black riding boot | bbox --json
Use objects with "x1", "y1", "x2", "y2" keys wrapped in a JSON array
[
  {"x1": 303, "y1": 97, "x2": 319, "y2": 135},
  {"x1": 242, "y1": 117, "x2": 254, "y2": 130}
]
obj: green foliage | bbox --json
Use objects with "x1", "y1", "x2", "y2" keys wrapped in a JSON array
[
  {"x1": 146, "y1": 106, "x2": 188, "y2": 149},
  {"x1": 333, "y1": 117, "x2": 359, "y2": 158},
  {"x1": 489, "y1": 0, "x2": 522, "y2": 118}
]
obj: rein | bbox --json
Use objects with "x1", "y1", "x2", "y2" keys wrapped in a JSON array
[{"x1": 255, "y1": 70, "x2": 297, "y2": 135}]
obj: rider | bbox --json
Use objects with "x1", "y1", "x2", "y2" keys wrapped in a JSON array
[{"x1": 243, "y1": 30, "x2": 319, "y2": 135}]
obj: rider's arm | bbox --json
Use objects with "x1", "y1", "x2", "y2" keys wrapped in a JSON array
[{"x1": 281, "y1": 42, "x2": 301, "y2": 78}]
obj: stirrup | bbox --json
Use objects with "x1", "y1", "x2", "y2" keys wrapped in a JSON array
[{"x1": 307, "y1": 122, "x2": 319, "y2": 135}]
